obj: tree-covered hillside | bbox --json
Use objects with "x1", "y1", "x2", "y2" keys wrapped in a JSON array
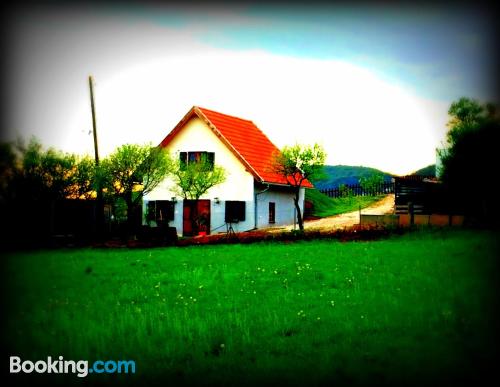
[
  {"x1": 312, "y1": 165, "x2": 393, "y2": 190},
  {"x1": 411, "y1": 164, "x2": 436, "y2": 176}
]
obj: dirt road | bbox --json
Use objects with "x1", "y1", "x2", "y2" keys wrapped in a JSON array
[{"x1": 279, "y1": 194, "x2": 395, "y2": 231}]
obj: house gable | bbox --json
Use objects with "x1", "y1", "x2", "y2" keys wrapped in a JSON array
[
  {"x1": 160, "y1": 107, "x2": 261, "y2": 182},
  {"x1": 159, "y1": 106, "x2": 313, "y2": 188},
  {"x1": 158, "y1": 115, "x2": 255, "y2": 202}
]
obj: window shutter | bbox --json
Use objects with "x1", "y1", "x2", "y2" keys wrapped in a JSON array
[
  {"x1": 225, "y1": 201, "x2": 233, "y2": 223},
  {"x1": 147, "y1": 201, "x2": 156, "y2": 222},
  {"x1": 207, "y1": 152, "x2": 215, "y2": 171},
  {"x1": 167, "y1": 201, "x2": 175, "y2": 221},
  {"x1": 225, "y1": 201, "x2": 246, "y2": 222},
  {"x1": 236, "y1": 201, "x2": 245, "y2": 221},
  {"x1": 155, "y1": 200, "x2": 175, "y2": 222},
  {"x1": 179, "y1": 152, "x2": 187, "y2": 170}
]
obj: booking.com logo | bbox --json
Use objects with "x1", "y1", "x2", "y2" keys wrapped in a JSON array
[{"x1": 10, "y1": 356, "x2": 136, "y2": 378}]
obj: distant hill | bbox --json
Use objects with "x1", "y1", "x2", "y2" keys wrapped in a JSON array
[
  {"x1": 411, "y1": 164, "x2": 436, "y2": 176},
  {"x1": 312, "y1": 165, "x2": 393, "y2": 190}
]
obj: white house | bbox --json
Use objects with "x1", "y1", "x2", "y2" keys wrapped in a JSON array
[{"x1": 143, "y1": 106, "x2": 313, "y2": 236}]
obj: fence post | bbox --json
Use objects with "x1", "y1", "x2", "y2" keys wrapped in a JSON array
[{"x1": 408, "y1": 201, "x2": 414, "y2": 227}]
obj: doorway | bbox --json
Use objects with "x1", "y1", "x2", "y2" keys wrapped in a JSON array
[{"x1": 182, "y1": 199, "x2": 211, "y2": 237}]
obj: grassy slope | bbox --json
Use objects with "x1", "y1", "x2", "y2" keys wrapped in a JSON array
[
  {"x1": 4, "y1": 229, "x2": 498, "y2": 386},
  {"x1": 306, "y1": 188, "x2": 385, "y2": 218}
]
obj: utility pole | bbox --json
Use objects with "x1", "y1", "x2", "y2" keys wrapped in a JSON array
[
  {"x1": 89, "y1": 76, "x2": 99, "y2": 165},
  {"x1": 89, "y1": 75, "x2": 104, "y2": 240}
]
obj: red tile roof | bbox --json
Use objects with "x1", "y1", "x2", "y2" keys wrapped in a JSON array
[{"x1": 159, "y1": 106, "x2": 313, "y2": 188}]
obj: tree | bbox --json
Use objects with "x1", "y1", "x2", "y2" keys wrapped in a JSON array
[
  {"x1": 438, "y1": 97, "x2": 500, "y2": 220},
  {"x1": 172, "y1": 154, "x2": 226, "y2": 234},
  {"x1": 15, "y1": 138, "x2": 76, "y2": 200},
  {"x1": 338, "y1": 183, "x2": 353, "y2": 197},
  {"x1": 444, "y1": 97, "x2": 484, "y2": 149},
  {"x1": 172, "y1": 155, "x2": 226, "y2": 200},
  {"x1": 2, "y1": 137, "x2": 96, "y2": 202},
  {"x1": 98, "y1": 143, "x2": 173, "y2": 234},
  {"x1": 359, "y1": 173, "x2": 384, "y2": 196},
  {"x1": 0, "y1": 137, "x2": 101, "y2": 245},
  {"x1": 0, "y1": 141, "x2": 18, "y2": 202},
  {"x1": 272, "y1": 143, "x2": 326, "y2": 231},
  {"x1": 69, "y1": 156, "x2": 98, "y2": 200}
]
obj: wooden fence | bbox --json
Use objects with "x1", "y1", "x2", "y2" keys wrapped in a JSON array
[
  {"x1": 394, "y1": 176, "x2": 450, "y2": 214},
  {"x1": 396, "y1": 175, "x2": 436, "y2": 182},
  {"x1": 319, "y1": 182, "x2": 394, "y2": 198}
]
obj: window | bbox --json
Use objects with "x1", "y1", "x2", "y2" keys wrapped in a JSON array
[
  {"x1": 147, "y1": 200, "x2": 175, "y2": 225},
  {"x1": 269, "y1": 202, "x2": 276, "y2": 224},
  {"x1": 179, "y1": 151, "x2": 214, "y2": 171},
  {"x1": 225, "y1": 201, "x2": 246, "y2": 223}
]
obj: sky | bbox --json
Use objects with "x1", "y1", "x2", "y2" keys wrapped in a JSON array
[{"x1": 3, "y1": 2, "x2": 498, "y2": 175}]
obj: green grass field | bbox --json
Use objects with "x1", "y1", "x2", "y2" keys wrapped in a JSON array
[
  {"x1": 305, "y1": 188, "x2": 385, "y2": 218},
  {"x1": 3, "y1": 229, "x2": 499, "y2": 386}
]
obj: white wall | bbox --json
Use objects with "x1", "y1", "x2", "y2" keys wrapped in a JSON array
[
  {"x1": 146, "y1": 116, "x2": 256, "y2": 201},
  {"x1": 144, "y1": 116, "x2": 306, "y2": 235},
  {"x1": 255, "y1": 186, "x2": 305, "y2": 229},
  {"x1": 209, "y1": 199, "x2": 255, "y2": 234},
  {"x1": 144, "y1": 116, "x2": 255, "y2": 235},
  {"x1": 144, "y1": 186, "x2": 304, "y2": 235},
  {"x1": 143, "y1": 199, "x2": 256, "y2": 235}
]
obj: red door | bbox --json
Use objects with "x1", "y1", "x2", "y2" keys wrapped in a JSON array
[{"x1": 183, "y1": 200, "x2": 211, "y2": 237}]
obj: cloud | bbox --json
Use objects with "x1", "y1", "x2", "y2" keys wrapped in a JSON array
[
  {"x1": 5, "y1": 8, "x2": 452, "y2": 175},
  {"x1": 63, "y1": 47, "x2": 448, "y2": 175}
]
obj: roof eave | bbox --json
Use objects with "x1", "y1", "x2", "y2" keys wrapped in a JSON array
[
  {"x1": 259, "y1": 180, "x2": 314, "y2": 189},
  {"x1": 158, "y1": 106, "x2": 198, "y2": 148},
  {"x1": 194, "y1": 106, "x2": 264, "y2": 182}
]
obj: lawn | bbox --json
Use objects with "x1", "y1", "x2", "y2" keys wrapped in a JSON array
[
  {"x1": 3, "y1": 229, "x2": 499, "y2": 386},
  {"x1": 305, "y1": 188, "x2": 385, "y2": 218}
]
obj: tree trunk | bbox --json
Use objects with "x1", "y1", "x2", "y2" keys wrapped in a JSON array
[
  {"x1": 293, "y1": 188, "x2": 304, "y2": 231},
  {"x1": 95, "y1": 182, "x2": 105, "y2": 242},
  {"x1": 125, "y1": 191, "x2": 136, "y2": 240}
]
